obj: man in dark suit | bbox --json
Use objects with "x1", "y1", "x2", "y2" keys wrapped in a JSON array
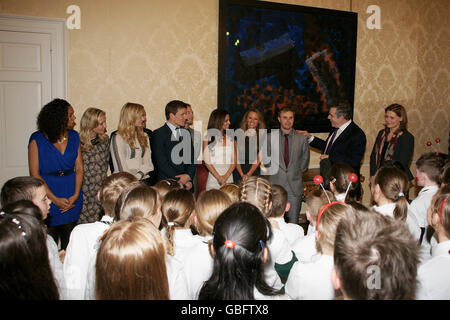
[
  {"x1": 299, "y1": 102, "x2": 366, "y2": 198},
  {"x1": 151, "y1": 100, "x2": 196, "y2": 190}
]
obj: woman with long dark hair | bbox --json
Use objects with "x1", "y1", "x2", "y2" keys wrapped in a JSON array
[{"x1": 203, "y1": 109, "x2": 236, "y2": 190}]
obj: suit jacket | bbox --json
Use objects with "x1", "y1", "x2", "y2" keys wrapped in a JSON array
[
  {"x1": 310, "y1": 121, "x2": 367, "y2": 177},
  {"x1": 151, "y1": 123, "x2": 196, "y2": 182},
  {"x1": 268, "y1": 129, "x2": 310, "y2": 197}
]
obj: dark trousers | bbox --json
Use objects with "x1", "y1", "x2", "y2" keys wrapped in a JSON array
[{"x1": 47, "y1": 222, "x2": 76, "y2": 251}]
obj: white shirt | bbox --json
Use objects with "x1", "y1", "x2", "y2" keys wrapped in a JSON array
[
  {"x1": 271, "y1": 217, "x2": 305, "y2": 247},
  {"x1": 409, "y1": 185, "x2": 439, "y2": 229},
  {"x1": 171, "y1": 229, "x2": 208, "y2": 299},
  {"x1": 166, "y1": 255, "x2": 190, "y2": 300},
  {"x1": 371, "y1": 203, "x2": 422, "y2": 241},
  {"x1": 264, "y1": 228, "x2": 295, "y2": 289},
  {"x1": 285, "y1": 253, "x2": 335, "y2": 300},
  {"x1": 47, "y1": 235, "x2": 67, "y2": 299},
  {"x1": 291, "y1": 231, "x2": 318, "y2": 263},
  {"x1": 416, "y1": 240, "x2": 450, "y2": 300},
  {"x1": 64, "y1": 215, "x2": 113, "y2": 299},
  {"x1": 183, "y1": 235, "x2": 214, "y2": 299}
]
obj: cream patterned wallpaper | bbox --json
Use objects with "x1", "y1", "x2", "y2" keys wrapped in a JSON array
[{"x1": 1, "y1": 0, "x2": 449, "y2": 203}]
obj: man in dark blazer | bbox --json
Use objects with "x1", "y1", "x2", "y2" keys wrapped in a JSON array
[
  {"x1": 299, "y1": 102, "x2": 367, "y2": 198},
  {"x1": 151, "y1": 100, "x2": 196, "y2": 190},
  {"x1": 268, "y1": 106, "x2": 310, "y2": 224}
]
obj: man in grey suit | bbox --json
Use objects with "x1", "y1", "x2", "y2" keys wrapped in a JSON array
[{"x1": 267, "y1": 106, "x2": 310, "y2": 224}]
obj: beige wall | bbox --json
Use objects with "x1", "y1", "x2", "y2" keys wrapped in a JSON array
[{"x1": 1, "y1": 0, "x2": 449, "y2": 204}]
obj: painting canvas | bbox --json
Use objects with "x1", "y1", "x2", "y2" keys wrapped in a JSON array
[{"x1": 218, "y1": 0, "x2": 358, "y2": 132}]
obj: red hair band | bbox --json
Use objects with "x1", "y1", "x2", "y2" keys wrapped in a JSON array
[
  {"x1": 316, "y1": 201, "x2": 345, "y2": 227},
  {"x1": 224, "y1": 240, "x2": 236, "y2": 249},
  {"x1": 439, "y1": 197, "x2": 448, "y2": 221}
]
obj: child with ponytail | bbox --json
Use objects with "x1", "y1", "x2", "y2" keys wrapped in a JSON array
[
  {"x1": 198, "y1": 202, "x2": 289, "y2": 300},
  {"x1": 371, "y1": 166, "x2": 421, "y2": 241}
]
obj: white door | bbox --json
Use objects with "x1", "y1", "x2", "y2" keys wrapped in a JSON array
[{"x1": 0, "y1": 30, "x2": 52, "y2": 187}]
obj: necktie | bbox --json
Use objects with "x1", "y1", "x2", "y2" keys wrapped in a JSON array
[
  {"x1": 284, "y1": 134, "x2": 289, "y2": 167},
  {"x1": 324, "y1": 129, "x2": 337, "y2": 155}
]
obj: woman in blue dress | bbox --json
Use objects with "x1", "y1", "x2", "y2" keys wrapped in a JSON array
[{"x1": 28, "y1": 98, "x2": 84, "y2": 250}]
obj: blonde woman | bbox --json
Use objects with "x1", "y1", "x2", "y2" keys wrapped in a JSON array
[
  {"x1": 79, "y1": 107, "x2": 109, "y2": 223},
  {"x1": 234, "y1": 108, "x2": 266, "y2": 184},
  {"x1": 110, "y1": 102, "x2": 154, "y2": 181},
  {"x1": 95, "y1": 218, "x2": 170, "y2": 300}
]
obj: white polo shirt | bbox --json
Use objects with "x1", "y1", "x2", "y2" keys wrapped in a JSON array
[{"x1": 416, "y1": 240, "x2": 450, "y2": 299}]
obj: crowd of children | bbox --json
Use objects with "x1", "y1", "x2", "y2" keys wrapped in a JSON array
[{"x1": 0, "y1": 152, "x2": 449, "y2": 300}]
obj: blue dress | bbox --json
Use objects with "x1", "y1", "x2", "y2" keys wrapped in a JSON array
[{"x1": 29, "y1": 130, "x2": 83, "y2": 226}]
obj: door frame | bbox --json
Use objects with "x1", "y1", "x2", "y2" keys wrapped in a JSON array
[{"x1": 0, "y1": 14, "x2": 67, "y2": 100}]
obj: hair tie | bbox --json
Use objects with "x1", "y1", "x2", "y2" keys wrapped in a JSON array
[
  {"x1": 259, "y1": 240, "x2": 265, "y2": 251},
  {"x1": 224, "y1": 240, "x2": 236, "y2": 249},
  {"x1": 167, "y1": 222, "x2": 175, "y2": 227},
  {"x1": 398, "y1": 192, "x2": 405, "y2": 197}
]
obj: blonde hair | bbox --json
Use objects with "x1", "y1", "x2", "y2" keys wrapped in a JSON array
[
  {"x1": 239, "y1": 176, "x2": 272, "y2": 217},
  {"x1": 79, "y1": 107, "x2": 108, "y2": 152},
  {"x1": 305, "y1": 189, "x2": 336, "y2": 226},
  {"x1": 162, "y1": 189, "x2": 196, "y2": 256},
  {"x1": 114, "y1": 183, "x2": 160, "y2": 225},
  {"x1": 153, "y1": 179, "x2": 183, "y2": 201},
  {"x1": 373, "y1": 166, "x2": 409, "y2": 221},
  {"x1": 117, "y1": 102, "x2": 148, "y2": 149},
  {"x1": 219, "y1": 183, "x2": 239, "y2": 203},
  {"x1": 316, "y1": 202, "x2": 348, "y2": 254},
  {"x1": 195, "y1": 189, "x2": 231, "y2": 236},
  {"x1": 240, "y1": 108, "x2": 266, "y2": 131},
  {"x1": 95, "y1": 218, "x2": 169, "y2": 300},
  {"x1": 99, "y1": 172, "x2": 138, "y2": 217}
]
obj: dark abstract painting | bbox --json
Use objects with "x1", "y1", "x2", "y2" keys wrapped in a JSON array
[{"x1": 218, "y1": 0, "x2": 358, "y2": 132}]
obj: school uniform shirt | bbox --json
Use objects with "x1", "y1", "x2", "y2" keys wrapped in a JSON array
[
  {"x1": 409, "y1": 185, "x2": 439, "y2": 229},
  {"x1": 47, "y1": 234, "x2": 67, "y2": 299},
  {"x1": 416, "y1": 240, "x2": 450, "y2": 300},
  {"x1": 171, "y1": 228, "x2": 208, "y2": 299},
  {"x1": 335, "y1": 193, "x2": 346, "y2": 202},
  {"x1": 166, "y1": 254, "x2": 190, "y2": 300},
  {"x1": 264, "y1": 228, "x2": 296, "y2": 289},
  {"x1": 63, "y1": 215, "x2": 113, "y2": 299},
  {"x1": 271, "y1": 217, "x2": 305, "y2": 247},
  {"x1": 184, "y1": 234, "x2": 214, "y2": 299},
  {"x1": 371, "y1": 203, "x2": 422, "y2": 241},
  {"x1": 306, "y1": 223, "x2": 315, "y2": 236},
  {"x1": 419, "y1": 233, "x2": 438, "y2": 263},
  {"x1": 285, "y1": 253, "x2": 335, "y2": 300},
  {"x1": 291, "y1": 230, "x2": 318, "y2": 263}
]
